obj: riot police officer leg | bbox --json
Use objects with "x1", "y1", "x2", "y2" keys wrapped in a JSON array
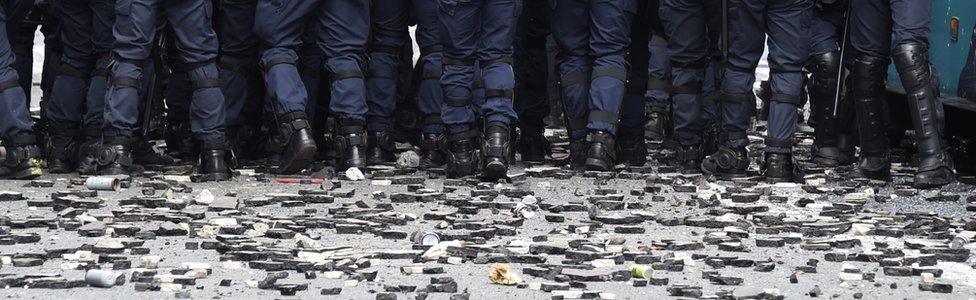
[
  {"x1": 46, "y1": 63, "x2": 89, "y2": 173},
  {"x1": 438, "y1": 0, "x2": 483, "y2": 178},
  {"x1": 366, "y1": 0, "x2": 408, "y2": 165},
  {"x1": 187, "y1": 62, "x2": 232, "y2": 180},
  {"x1": 218, "y1": 0, "x2": 261, "y2": 159},
  {"x1": 255, "y1": 0, "x2": 319, "y2": 174},
  {"x1": 550, "y1": 0, "x2": 591, "y2": 170},
  {"x1": 514, "y1": 0, "x2": 552, "y2": 162},
  {"x1": 663, "y1": 0, "x2": 709, "y2": 173},
  {"x1": 414, "y1": 0, "x2": 448, "y2": 168},
  {"x1": 850, "y1": 53, "x2": 892, "y2": 180},
  {"x1": 808, "y1": 51, "x2": 855, "y2": 166},
  {"x1": 758, "y1": 0, "x2": 811, "y2": 183},
  {"x1": 583, "y1": 0, "x2": 635, "y2": 172},
  {"x1": 645, "y1": 34, "x2": 671, "y2": 143},
  {"x1": 77, "y1": 56, "x2": 111, "y2": 175},
  {"x1": 893, "y1": 43, "x2": 954, "y2": 188}
]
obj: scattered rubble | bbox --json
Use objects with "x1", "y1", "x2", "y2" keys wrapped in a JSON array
[{"x1": 0, "y1": 129, "x2": 974, "y2": 298}]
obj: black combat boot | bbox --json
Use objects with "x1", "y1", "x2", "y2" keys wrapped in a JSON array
[
  {"x1": 45, "y1": 122, "x2": 81, "y2": 173},
  {"x1": 517, "y1": 124, "x2": 550, "y2": 163},
  {"x1": 366, "y1": 130, "x2": 396, "y2": 165},
  {"x1": 482, "y1": 123, "x2": 512, "y2": 180},
  {"x1": 565, "y1": 118, "x2": 588, "y2": 170},
  {"x1": 762, "y1": 137, "x2": 801, "y2": 182},
  {"x1": 334, "y1": 120, "x2": 367, "y2": 171},
  {"x1": 852, "y1": 53, "x2": 892, "y2": 181},
  {"x1": 273, "y1": 110, "x2": 317, "y2": 174},
  {"x1": 195, "y1": 139, "x2": 232, "y2": 182},
  {"x1": 617, "y1": 125, "x2": 646, "y2": 166},
  {"x1": 0, "y1": 134, "x2": 42, "y2": 179},
  {"x1": 893, "y1": 43, "x2": 955, "y2": 188},
  {"x1": 565, "y1": 139, "x2": 587, "y2": 170},
  {"x1": 419, "y1": 133, "x2": 446, "y2": 169},
  {"x1": 675, "y1": 144, "x2": 703, "y2": 174},
  {"x1": 76, "y1": 128, "x2": 101, "y2": 175},
  {"x1": 702, "y1": 145, "x2": 750, "y2": 178},
  {"x1": 809, "y1": 51, "x2": 855, "y2": 167},
  {"x1": 444, "y1": 128, "x2": 479, "y2": 178},
  {"x1": 584, "y1": 130, "x2": 616, "y2": 172},
  {"x1": 132, "y1": 137, "x2": 175, "y2": 167},
  {"x1": 762, "y1": 152, "x2": 799, "y2": 183},
  {"x1": 96, "y1": 135, "x2": 142, "y2": 176},
  {"x1": 644, "y1": 104, "x2": 670, "y2": 142},
  {"x1": 701, "y1": 120, "x2": 720, "y2": 156}
]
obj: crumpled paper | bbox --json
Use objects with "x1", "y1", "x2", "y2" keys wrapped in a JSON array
[{"x1": 489, "y1": 263, "x2": 522, "y2": 285}]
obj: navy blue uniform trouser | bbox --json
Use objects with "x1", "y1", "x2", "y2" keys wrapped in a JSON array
[
  {"x1": 413, "y1": 0, "x2": 448, "y2": 134},
  {"x1": 368, "y1": 0, "x2": 444, "y2": 134},
  {"x1": 809, "y1": 6, "x2": 843, "y2": 56},
  {"x1": 438, "y1": 0, "x2": 520, "y2": 134},
  {"x1": 851, "y1": 0, "x2": 930, "y2": 58},
  {"x1": 661, "y1": 0, "x2": 712, "y2": 146},
  {"x1": 722, "y1": 0, "x2": 811, "y2": 153},
  {"x1": 645, "y1": 0, "x2": 670, "y2": 110},
  {"x1": 513, "y1": 0, "x2": 551, "y2": 131},
  {"x1": 218, "y1": 0, "x2": 263, "y2": 129},
  {"x1": 619, "y1": 0, "x2": 651, "y2": 129},
  {"x1": 550, "y1": 0, "x2": 636, "y2": 139},
  {"x1": 253, "y1": 0, "x2": 370, "y2": 123},
  {"x1": 366, "y1": 0, "x2": 409, "y2": 132},
  {"x1": 0, "y1": 3, "x2": 33, "y2": 139},
  {"x1": 107, "y1": 0, "x2": 225, "y2": 142},
  {"x1": 47, "y1": 0, "x2": 114, "y2": 131}
]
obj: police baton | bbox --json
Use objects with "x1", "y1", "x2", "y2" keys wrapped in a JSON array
[
  {"x1": 141, "y1": 34, "x2": 166, "y2": 136},
  {"x1": 832, "y1": 1, "x2": 852, "y2": 118}
]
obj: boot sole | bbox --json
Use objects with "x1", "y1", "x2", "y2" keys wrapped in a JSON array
[
  {"x1": 913, "y1": 179, "x2": 953, "y2": 189},
  {"x1": 367, "y1": 156, "x2": 396, "y2": 165},
  {"x1": 47, "y1": 167, "x2": 74, "y2": 174},
  {"x1": 913, "y1": 170, "x2": 955, "y2": 189},
  {"x1": 1, "y1": 167, "x2": 42, "y2": 180},
  {"x1": 446, "y1": 166, "x2": 474, "y2": 179},
  {"x1": 194, "y1": 173, "x2": 233, "y2": 182},
  {"x1": 584, "y1": 158, "x2": 612, "y2": 172},
  {"x1": 764, "y1": 175, "x2": 794, "y2": 183},
  {"x1": 701, "y1": 165, "x2": 746, "y2": 180},
  {"x1": 859, "y1": 169, "x2": 891, "y2": 181},
  {"x1": 276, "y1": 145, "x2": 317, "y2": 174},
  {"x1": 482, "y1": 161, "x2": 508, "y2": 180}
]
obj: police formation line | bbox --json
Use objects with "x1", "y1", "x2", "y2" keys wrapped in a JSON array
[{"x1": 0, "y1": 0, "x2": 955, "y2": 190}]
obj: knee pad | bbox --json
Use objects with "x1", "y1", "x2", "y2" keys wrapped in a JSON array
[
  {"x1": 185, "y1": 62, "x2": 222, "y2": 91},
  {"x1": 107, "y1": 56, "x2": 146, "y2": 89},
  {"x1": 808, "y1": 51, "x2": 841, "y2": 78},
  {"x1": 891, "y1": 43, "x2": 931, "y2": 91}
]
